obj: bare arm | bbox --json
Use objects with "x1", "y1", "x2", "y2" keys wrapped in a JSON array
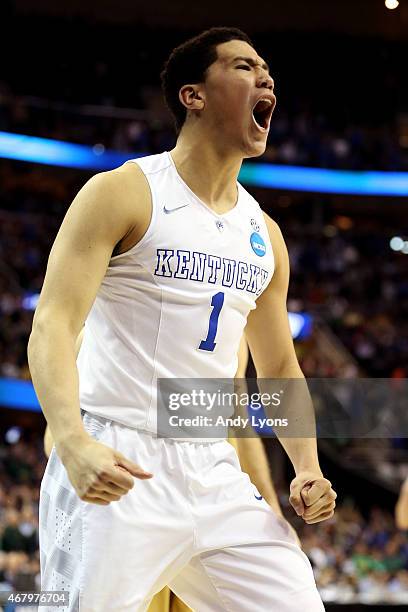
[
  {"x1": 245, "y1": 213, "x2": 336, "y2": 524},
  {"x1": 29, "y1": 167, "x2": 142, "y2": 449},
  {"x1": 43, "y1": 327, "x2": 84, "y2": 458},
  {"x1": 231, "y1": 335, "x2": 283, "y2": 515},
  {"x1": 29, "y1": 163, "x2": 153, "y2": 502}
]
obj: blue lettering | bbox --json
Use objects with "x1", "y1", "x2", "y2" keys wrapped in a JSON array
[
  {"x1": 190, "y1": 252, "x2": 207, "y2": 282},
  {"x1": 153, "y1": 248, "x2": 271, "y2": 297},
  {"x1": 207, "y1": 255, "x2": 221, "y2": 284},
  {"x1": 154, "y1": 249, "x2": 174, "y2": 277},
  {"x1": 246, "y1": 264, "x2": 260, "y2": 293},
  {"x1": 174, "y1": 249, "x2": 191, "y2": 279},
  {"x1": 236, "y1": 261, "x2": 248, "y2": 290},
  {"x1": 222, "y1": 258, "x2": 236, "y2": 288}
]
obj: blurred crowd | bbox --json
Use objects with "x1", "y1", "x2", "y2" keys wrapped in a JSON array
[
  {"x1": 299, "y1": 504, "x2": 408, "y2": 604},
  {"x1": 0, "y1": 439, "x2": 42, "y2": 596},
  {"x1": 287, "y1": 220, "x2": 408, "y2": 378},
  {"x1": 1, "y1": 13, "x2": 408, "y2": 171},
  {"x1": 0, "y1": 173, "x2": 63, "y2": 380}
]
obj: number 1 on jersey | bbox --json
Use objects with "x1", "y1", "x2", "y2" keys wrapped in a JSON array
[{"x1": 199, "y1": 292, "x2": 225, "y2": 352}]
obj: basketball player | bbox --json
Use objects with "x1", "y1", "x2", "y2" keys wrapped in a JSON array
[{"x1": 28, "y1": 27, "x2": 336, "y2": 611}]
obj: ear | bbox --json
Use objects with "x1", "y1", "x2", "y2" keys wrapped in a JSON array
[{"x1": 178, "y1": 84, "x2": 205, "y2": 112}]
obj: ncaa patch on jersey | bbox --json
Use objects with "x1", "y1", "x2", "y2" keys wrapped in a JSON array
[{"x1": 250, "y1": 232, "x2": 266, "y2": 257}]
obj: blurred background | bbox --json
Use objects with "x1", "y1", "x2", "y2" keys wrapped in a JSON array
[{"x1": 0, "y1": 0, "x2": 408, "y2": 609}]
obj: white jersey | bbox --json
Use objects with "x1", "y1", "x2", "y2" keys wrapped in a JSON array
[{"x1": 77, "y1": 152, "x2": 275, "y2": 436}]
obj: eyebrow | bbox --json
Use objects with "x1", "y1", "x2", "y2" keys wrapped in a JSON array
[{"x1": 232, "y1": 56, "x2": 270, "y2": 73}]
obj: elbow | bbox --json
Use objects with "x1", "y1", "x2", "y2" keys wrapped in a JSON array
[
  {"x1": 27, "y1": 320, "x2": 44, "y2": 372},
  {"x1": 28, "y1": 309, "x2": 78, "y2": 368},
  {"x1": 27, "y1": 310, "x2": 55, "y2": 368}
]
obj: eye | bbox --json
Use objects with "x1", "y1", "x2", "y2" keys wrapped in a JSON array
[{"x1": 236, "y1": 65, "x2": 251, "y2": 70}]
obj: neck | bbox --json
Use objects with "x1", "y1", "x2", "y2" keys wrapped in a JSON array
[{"x1": 170, "y1": 124, "x2": 243, "y2": 212}]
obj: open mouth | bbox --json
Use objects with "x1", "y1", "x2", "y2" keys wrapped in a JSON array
[{"x1": 252, "y1": 98, "x2": 274, "y2": 131}]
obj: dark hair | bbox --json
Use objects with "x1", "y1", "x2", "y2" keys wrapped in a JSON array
[{"x1": 161, "y1": 27, "x2": 253, "y2": 133}]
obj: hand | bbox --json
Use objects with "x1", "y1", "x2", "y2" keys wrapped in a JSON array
[
  {"x1": 57, "y1": 435, "x2": 153, "y2": 505},
  {"x1": 289, "y1": 471, "x2": 336, "y2": 524}
]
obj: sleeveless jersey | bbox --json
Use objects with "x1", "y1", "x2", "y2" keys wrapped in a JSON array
[{"x1": 77, "y1": 152, "x2": 275, "y2": 437}]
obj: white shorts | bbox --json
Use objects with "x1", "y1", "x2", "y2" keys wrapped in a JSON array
[{"x1": 39, "y1": 411, "x2": 324, "y2": 611}]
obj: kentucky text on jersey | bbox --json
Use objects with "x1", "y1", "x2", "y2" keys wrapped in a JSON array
[{"x1": 154, "y1": 248, "x2": 270, "y2": 295}]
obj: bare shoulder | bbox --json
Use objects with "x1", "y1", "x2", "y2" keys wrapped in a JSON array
[
  {"x1": 109, "y1": 161, "x2": 152, "y2": 253},
  {"x1": 110, "y1": 159, "x2": 149, "y2": 187},
  {"x1": 69, "y1": 161, "x2": 152, "y2": 253},
  {"x1": 87, "y1": 161, "x2": 150, "y2": 220},
  {"x1": 33, "y1": 162, "x2": 152, "y2": 329}
]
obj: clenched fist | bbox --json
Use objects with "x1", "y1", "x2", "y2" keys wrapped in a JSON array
[
  {"x1": 57, "y1": 436, "x2": 153, "y2": 505},
  {"x1": 289, "y1": 471, "x2": 336, "y2": 524}
]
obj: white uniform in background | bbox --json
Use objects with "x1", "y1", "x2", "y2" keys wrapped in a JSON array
[{"x1": 39, "y1": 152, "x2": 324, "y2": 611}]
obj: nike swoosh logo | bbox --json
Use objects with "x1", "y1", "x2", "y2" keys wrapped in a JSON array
[
  {"x1": 254, "y1": 494, "x2": 263, "y2": 500},
  {"x1": 163, "y1": 203, "x2": 189, "y2": 214}
]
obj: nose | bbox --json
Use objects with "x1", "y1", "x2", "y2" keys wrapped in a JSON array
[{"x1": 257, "y1": 71, "x2": 274, "y2": 91}]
